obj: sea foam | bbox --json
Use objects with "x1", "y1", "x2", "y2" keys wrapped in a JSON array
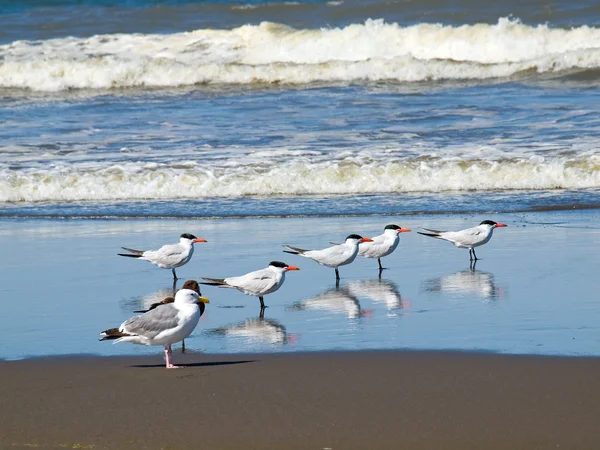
[
  {"x1": 2, "y1": 155, "x2": 599, "y2": 202},
  {"x1": 2, "y1": 18, "x2": 600, "y2": 91}
]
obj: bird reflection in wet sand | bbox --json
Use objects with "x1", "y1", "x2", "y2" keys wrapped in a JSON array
[
  {"x1": 289, "y1": 285, "x2": 374, "y2": 319},
  {"x1": 346, "y1": 278, "x2": 408, "y2": 310},
  {"x1": 422, "y1": 264, "x2": 505, "y2": 300},
  {"x1": 210, "y1": 317, "x2": 298, "y2": 345}
]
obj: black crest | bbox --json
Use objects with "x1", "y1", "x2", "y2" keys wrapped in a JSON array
[
  {"x1": 384, "y1": 224, "x2": 400, "y2": 230},
  {"x1": 479, "y1": 220, "x2": 497, "y2": 226},
  {"x1": 345, "y1": 234, "x2": 364, "y2": 241},
  {"x1": 180, "y1": 233, "x2": 198, "y2": 240},
  {"x1": 269, "y1": 261, "x2": 288, "y2": 268}
]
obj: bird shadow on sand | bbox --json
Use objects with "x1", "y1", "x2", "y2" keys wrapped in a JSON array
[{"x1": 130, "y1": 359, "x2": 256, "y2": 369}]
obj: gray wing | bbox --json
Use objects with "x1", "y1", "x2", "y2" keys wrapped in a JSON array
[
  {"x1": 121, "y1": 304, "x2": 180, "y2": 339},
  {"x1": 227, "y1": 269, "x2": 279, "y2": 294}
]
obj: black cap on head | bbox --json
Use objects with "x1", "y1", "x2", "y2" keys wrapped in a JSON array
[
  {"x1": 384, "y1": 224, "x2": 400, "y2": 230},
  {"x1": 345, "y1": 234, "x2": 363, "y2": 241},
  {"x1": 180, "y1": 233, "x2": 198, "y2": 240},
  {"x1": 479, "y1": 220, "x2": 497, "y2": 226},
  {"x1": 269, "y1": 261, "x2": 289, "y2": 268}
]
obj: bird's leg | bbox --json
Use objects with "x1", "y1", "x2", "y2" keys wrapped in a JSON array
[
  {"x1": 172, "y1": 278, "x2": 177, "y2": 294},
  {"x1": 259, "y1": 296, "x2": 267, "y2": 318},
  {"x1": 172, "y1": 268, "x2": 178, "y2": 280},
  {"x1": 378, "y1": 258, "x2": 383, "y2": 270},
  {"x1": 472, "y1": 248, "x2": 479, "y2": 261},
  {"x1": 335, "y1": 268, "x2": 340, "y2": 280},
  {"x1": 181, "y1": 339, "x2": 186, "y2": 353},
  {"x1": 378, "y1": 267, "x2": 384, "y2": 279},
  {"x1": 165, "y1": 344, "x2": 183, "y2": 369},
  {"x1": 335, "y1": 278, "x2": 340, "y2": 289}
]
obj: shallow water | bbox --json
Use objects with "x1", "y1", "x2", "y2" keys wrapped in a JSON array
[{"x1": 1, "y1": 209, "x2": 599, "y2": 360}]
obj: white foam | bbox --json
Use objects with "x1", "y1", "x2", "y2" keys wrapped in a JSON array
[
  {"x1": 2, "y1": 155, "x2": 599, "y2": 202},
  {"x1": 2, "y1": 18, "x2": 600, "y2": 91}
]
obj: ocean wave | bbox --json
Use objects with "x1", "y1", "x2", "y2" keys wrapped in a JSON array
[
  {"x1": 3, "y1": 156, "x2": 599, "y2": 202},
  {"x1": 2, "y1": 18, "x2": 600, "y2": 91}
]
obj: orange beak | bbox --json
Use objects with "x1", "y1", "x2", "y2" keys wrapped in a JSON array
[
  {"x1": 397, "y1": 228, "x2": 411, "y2": 233},
  {"x1": 286, "y1": 266, "x2": 300, "y2": 271},
  {"x1": 360, "y1": 237, "x2": 374, "y2": 243},
  {"x1": 193, "y1": 238, "x2": 208, "y2": 243},
  {"x1": 495, "y1": 223, "x2": 508, "y2": 228}
]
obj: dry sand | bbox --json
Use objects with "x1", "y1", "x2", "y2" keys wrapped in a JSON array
[{"x1": 2, "y1": 350, "x2": 600, "y2": 449}]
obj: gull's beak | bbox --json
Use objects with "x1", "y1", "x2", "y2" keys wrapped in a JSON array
[
  {"x1": 495, "y1": 223, "x2": 508, "y2": 228},
  {"x1": 194, "y1": 238, "x2": 208, "y2": 243},
  {"x1": 197, "y1": 297, "x2": 210, "y2": 304},
  {"x1": 360, "y1": 237, "x2": 374, "y2": 243},
  {"x1": 286, "y1": 266, "x2": 300, "y2": 271},
  {"x1": 398, "y1": 228, "x2": 411, "y2": 233}
]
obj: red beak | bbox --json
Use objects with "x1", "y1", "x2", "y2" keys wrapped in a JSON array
[
  {"x1": 193, "y1": 238, "x2": 208, "y2": 243},
  {"x1": 397, "y1": 228, "x2": 411, "y2": 233},
  {"x1": 360, "y1": 237, "x2": 374, "y2": 243},
  {"x1": 495, "y1": 223, "x2": 508, "y2": 228},
  {"x1": 286, "y1": 266, "x2": 300, "y2": 271}
]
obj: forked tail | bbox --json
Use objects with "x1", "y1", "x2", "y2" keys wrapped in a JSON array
[
  {"x1": 283, "y1": 245, "x2": 307, "y2": 255},
  {"x1": 200, "y1": 277, "x2": 228, "y2": 287},
  {"x1": 118, "y1": 247, "x2": 144, "y2": 258},
  {"x1": 417, "y1": 228, "x2": 444, "y2": 239}
]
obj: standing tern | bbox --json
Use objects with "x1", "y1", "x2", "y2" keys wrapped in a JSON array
[
  {"x1": 417, "y1": 220, "x2": 507, "y2": 261},
  {"x1": 283, "y1": 234, "x2": 373, "y2": 282},
  {"x1": 200, "y1": 261, "x2": 300, "y2": 316},
  {"x1": 358, "y1": 224, "x2": 411, "y2": 272},
  {"x1": 118, "y1": 233, "x2": 207, "y2": 280},
  {"x1": 100, "y1": 288, "x2": 210, "y2": 369}
]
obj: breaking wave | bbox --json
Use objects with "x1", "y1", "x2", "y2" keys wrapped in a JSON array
[
  {"x1": 2, "y1": 18, "x2": 600, "y2": 91},
  {"x1": 3, "y1": 156, "x2": 599, "y2": 202}
]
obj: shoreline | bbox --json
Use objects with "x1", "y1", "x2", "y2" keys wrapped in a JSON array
[{"x1": 3, "y1": 350, "x2": 600, "y2": 449}]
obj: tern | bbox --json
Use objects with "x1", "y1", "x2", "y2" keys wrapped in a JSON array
[
  {"x1": 283, "y1": 234, "x2": 373, "y2": 281},
  {"x1": 200, "y1": 261, "x2": 300, "y2": 315},
  {"x1": 417, "y1": 220, "x2": 507, "y2": 261},
  {"x1": 358, "y1": 224, "x2": 411, "y2": 271},
  {"x1": 100, "y1": 288, "x2": 210, "y2": 369},
  {"x1": 118, "y1": 233, "x2": 207, "y2": 280}
]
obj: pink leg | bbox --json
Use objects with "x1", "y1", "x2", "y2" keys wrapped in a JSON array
[{"x1": 164, "y1": 345, "x2": 183, "y2": 369}]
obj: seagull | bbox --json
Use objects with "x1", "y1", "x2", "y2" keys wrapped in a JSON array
[
  {"x1": 134, "y1": 279, "x2": 203, "y2": 352},
  {"x1": 417, "y1": 220, "x2": 507, "y2": 261},
  {"x1": 118, "y1": 233, "x2": 207, "y2": 280},
  {"x1": 200, "y1": 261, "x2": 300, "y2": 315},
  {"x1": 134, "y1": 280, "x2": 201, "y2": 313},
  {"x1": 358, "y1": 224, "x2": 411, "y2": 271},
  {"x1": 100, "y1": 288, "x2": 210, "y2": 369},
  {"x1": 283, "y1": 234, "x2": 373, "y2": 281}
]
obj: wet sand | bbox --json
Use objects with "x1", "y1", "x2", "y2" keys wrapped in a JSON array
[{"x1": 2, "y1": 350, "x2": 600, "y2": 450}]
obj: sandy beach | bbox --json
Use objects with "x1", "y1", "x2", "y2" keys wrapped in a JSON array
[{"x1": 2, "y1": 350, "x2": 600, "y2": 449}]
